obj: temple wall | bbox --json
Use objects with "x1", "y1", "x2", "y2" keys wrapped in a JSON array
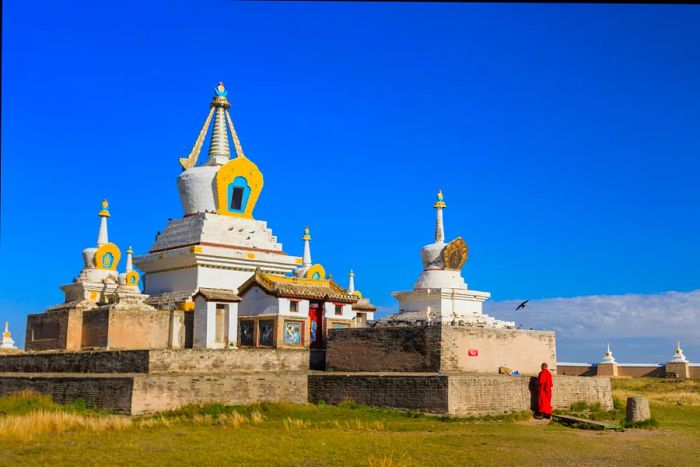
[
  {"x1": 308, "y1": 373, "x2": 449, "y2": 413},
  {"x1": 324, "y1": 326, "x2": 555, "y2": 375},
  {"x1": 130, "y1": 372, "x2": 308, "y2": 414},
  {"x1": 325, "y1": 326, "x2": 443, "y2": 372},
  {"x1": 82, "y1": 308, "x2": 110, "y2": 348},
  {"x1": 0, "y1": 375, "x2": 135, "y2": 413},
  {"x1": 238, "y1": 285, "x2": 280, "y2": 316},
  {"x1": 440, "y1": 327, "x2": 556, "y2": 376},
  {"x1": 690, "y1": 365, "x2": 700, "y2": 378},
  {"x1": 147, "y1": 349, "x2": 309, "y2": 373},
  {"x1": 308, "y1": 373, "x2": 613, "y2": 416},
  {"x1": 557, "y1": 364, "x2": 597, "y2": 376},
  {"x1": 25, "y1": 310, "x2": 72, "y2": 351},
  {"x1": 107, "y1": 308, "x2": 172, "y2": 350},
  {"x1": 144, "y1": 268, "x2": 197, "y2": 296}
]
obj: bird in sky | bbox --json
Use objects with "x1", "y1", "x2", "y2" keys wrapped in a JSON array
[{"x1": 515, "y1": 300, "x2": 529, "y2": 311}]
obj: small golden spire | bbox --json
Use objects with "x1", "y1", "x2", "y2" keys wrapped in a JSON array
[
  {"x1": 3, "y1": 321, "x2": 10, "y2": 339},
  {"x1": 434, "y1": 189, "x2": 446, "y2": 209},
  {"x1": 302, "y1": 226, "x2": 311, "y2": 241},
  {"x1": 98, "y1": 199, "x2": 110, "y2": 217}
]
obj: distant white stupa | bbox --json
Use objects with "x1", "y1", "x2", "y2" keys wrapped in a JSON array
[{"x1": 0, "y1": 322, "x2": 17, "y2": 349}]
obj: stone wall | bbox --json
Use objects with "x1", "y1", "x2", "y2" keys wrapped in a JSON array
[
  {"x1": 308, "y1": 373, "x2": 449, "y2": 413},
  {"x1": 82, "y1": 308, "x2": 110, "y2": 348},
  {"x1": 325, "y1": 326, "x2": 556, "y2": 375},
  {"x1": 557, "y1": 363, "x2": 669, "y2": 378},
  {"x1": 131, "y1": 372, "x2": 308, "y2": 414},
  {"x1": 440, "y1": 327, "x2": 556, "y2": 376},
  {"x1": 0, "y1": 348, "x2": 309, "y2": 374},
  {"x1": 106, "y1": 308, "x2": 172, "y2": 350},
  {"x1": 0, "y1": 375, "x2": 134, "y2": 413},
  {"x1": 25, "y1": 310, "x2": 70, "y2": 351},
  {"x1": 0, "y1": 350, "x2": 151, "y2": 373},
  {"x1": 148, "y1": 349, "x2": 309, "y2": 373},
  {"x1": 309, "y1": 373, "x2": 613, "y2": 416},
  {"x1": 325, "y1": 327, "x2": 442, "y2": 372}
]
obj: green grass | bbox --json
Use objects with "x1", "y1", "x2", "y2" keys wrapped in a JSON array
[{"x1": 0, "y1": 380, "x2": 698, "y2": 466}]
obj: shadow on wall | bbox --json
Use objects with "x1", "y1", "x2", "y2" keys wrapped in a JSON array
[{"x1": 528, "y1": 377, "x2": 538, "y2": 412}]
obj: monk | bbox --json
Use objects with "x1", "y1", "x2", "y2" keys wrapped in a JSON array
[{"x1": 536, "y1": 362, "x2": 553, "y2": 419}]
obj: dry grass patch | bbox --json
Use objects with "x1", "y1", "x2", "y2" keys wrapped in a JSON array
[
  {"x1": 612, "y1": 378, "x2": 700, "y2": 406},
  {"x1": 0, "y1": 411, "x2": 132, "y2": 441}
]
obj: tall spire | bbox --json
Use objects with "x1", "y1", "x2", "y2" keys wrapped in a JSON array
[
  {"x1": 126, "y1": 246, "x2": 134, "y2": 272},
  {"x1": 433, "y1": 190, "x2": 446, "y2": 243},
  {"x1": 179, "y1": 82, "x2": 234, "y2": 170},
  {"x1": 302, "y1": 226, "x2": 312, "y2": 267},
  {"x1": 670, "y1": 339, "x2": 688, "y2": 362},
  {"x1": 348, "y1": 270, "x2": 355, "y2": 294},
  {"x1": 97, "y1": 199, "x2": 110, "y2": 246}
]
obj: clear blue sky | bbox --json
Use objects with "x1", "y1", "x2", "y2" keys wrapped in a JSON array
[{"x1": 2, "y1": 1, "x2": 699, "y2": 356}]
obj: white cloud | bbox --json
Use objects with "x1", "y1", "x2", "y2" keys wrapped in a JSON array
[{"x1": 483, "y1": 289, "x2": 700, "y2": 340}]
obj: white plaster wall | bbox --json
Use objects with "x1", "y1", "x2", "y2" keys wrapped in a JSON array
[
  {"x1": 323, "y1": 302, "x2": 354, "y2": 320},
  {"x1": 196, "y1": 267, "x2": 253, "y2": 292},
  {"x1": 278, "y1": 298, "x2": 310, "y2": 318},
  {"x1": 193, "y1": 296, "x2": 211, "y2": 348},
  {"x1": 177, "y1": 166, "x2": 218, "y2": 215},
  {"x1": 145, "y1": 269, "x2": 198, "y2": 295},
  {"x1": 238, "y1": 285, "x2": 280, "y2": 316},
  {"x1": 227, "y1": 303, "x2": 238, "y2": 347}
]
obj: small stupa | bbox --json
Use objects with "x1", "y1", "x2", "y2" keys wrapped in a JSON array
[
  {"x1": 669, "y1": 340, "x2": 688, "y2": 363},
  {"x1": 600, "y1": 343, "x2": 616, "y2": 364},
  {"x1": 386, "y1": 190, "x2": 514, "y2": 328},
  {"x1": 0, "y1": 322, "x2": 17, "y2": 349}
]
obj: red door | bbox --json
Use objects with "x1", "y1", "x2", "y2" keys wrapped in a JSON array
[{"x1": 309, "y1": 302, "x2": 324, "y2": 349}]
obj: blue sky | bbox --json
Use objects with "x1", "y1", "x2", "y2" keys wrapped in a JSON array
[{"x1": 2, "y1": 1, "x2": 699, "y2": 360}]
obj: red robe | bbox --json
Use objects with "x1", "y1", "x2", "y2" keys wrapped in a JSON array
[{"x1": 537, "y1": 368, "x2": 553, "y2": 415}]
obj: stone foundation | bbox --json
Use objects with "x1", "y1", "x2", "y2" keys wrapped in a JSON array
[
  {"x1": 326, "y1": 325, "x2": 556, "y2": 375},
  {"x1": 309, "y1": 373, "x2": 613, "y2": 416}
]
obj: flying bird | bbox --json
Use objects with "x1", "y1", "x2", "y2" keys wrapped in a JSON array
[{"x1": 515, "y1": 300, "x2": 529, "y2": 311}]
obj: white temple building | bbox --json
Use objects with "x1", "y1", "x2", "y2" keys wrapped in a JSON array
[{"x1": 387, "y1": 191, "x2": 514, "y2": 328}]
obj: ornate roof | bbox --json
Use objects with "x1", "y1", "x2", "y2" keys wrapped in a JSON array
[
  {"x1": 238, "y1": 271, "x2": 358, "y2": 303},
  {"x1": 193, "y1": 288, "x2": 241, "y2": 303},
  {"x1": 352, "y1": 298, "x2": 377, "y2": 312}
]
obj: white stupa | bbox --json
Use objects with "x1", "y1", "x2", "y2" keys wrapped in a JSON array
[
  {"x1": 669, "y1": 340, "x2": 688, "y2": 363},
  {"x1": 134, "y1": 83, "x2": 301, "y2": 305},
  {"x1": 387, "y1": 191, "x2": 514, "y2": 328},
  {"x1": 0, "y1": 322, "x2": 17, "y2": 349},
  {"x1": 600, "y1": 343, "x2": 616, "y2": 364}
]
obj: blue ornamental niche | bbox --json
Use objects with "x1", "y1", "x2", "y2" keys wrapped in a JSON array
[
  {"x1": 227, "y1": 176, "x2": 251, "y2": 214},
  {"x1": 102, "y1": 252, "x2": 114, "y2": 269}
]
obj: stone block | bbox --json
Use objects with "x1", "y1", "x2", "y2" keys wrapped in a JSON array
[{"x1": 626, "y1": 396, "x2": 650, "y2": 423}]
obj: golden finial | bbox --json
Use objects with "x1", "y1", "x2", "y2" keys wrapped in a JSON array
[
  {"x1": 127, "y1": 246, "x2": 133, "y2": 255},
  {"x1": 349, "y1": 270, "x2": 354, "y2": 277},
  {"x1": 302, "y1": 226, "x2": 311, "y2": 241},
  {"x1": 434, "y1": 189, "x2": 446, "y2": 209},
  {"x1": 3, "y1": 321, "x2": 10, "y2": 339},
  {"x1": 98, "y1": 199, "x2": 110, "y2": 217}
]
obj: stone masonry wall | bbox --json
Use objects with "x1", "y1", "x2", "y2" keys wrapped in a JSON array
[
  {"x1": 308, "y1": 373, "x2": 449, "y2": 413},
  {"x1": 0, "y1": 349, "x2": 308, "y2": 374},
  {"x1": 325, "y1": 327, "x2": 442, "y2": 372},
  {"x1": 0, "y1": 350, "x2": 151, "y2": 373},
  {"x1": 148, "y1": 349, "x2": 309, "y2": 373},
  {"x1": 447, "y1": 374, "x2": 612, "y2": 416},
  {"x1": 81, "y1": 308, "x2": 110, "y2": 349},
  {"x1": 308, "y1": 373, "x2": 612, "y2": 416},
  {"x1": 440, "y1": 327, "x2": 557, "y2": 376},
  {"x1": 130, "y1": 372, "x2": 308, "y2": 414},
  {"x1": 25, "y1": 311, "x2": 70, "y2": 351},
  {"x1": 0, "y1": 375, "x2": 135, "y2": 413}
]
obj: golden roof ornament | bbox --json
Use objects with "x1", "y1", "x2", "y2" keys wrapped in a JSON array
[
  {"x1": 302, "y1": 226, "x2": 311, "y2": 241},
  {"x1": 98, "y1": 199, "x2": 110, "y2": 217},
  {"x1": 434, "y1": 189, "x2": 446, "y2": 209}
]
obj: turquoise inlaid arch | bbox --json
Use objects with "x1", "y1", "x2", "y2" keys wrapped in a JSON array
[
  {"x1": 102, "y1": 252, "x2": 114, "y2": 269},
  {"x1": 227, "y1": 176, "x2": 251, "y2": 214},
  {"x1": 311, "y1": 271, "x2": 321, "y2": 280}
]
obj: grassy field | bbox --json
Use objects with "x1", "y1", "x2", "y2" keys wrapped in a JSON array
[{"x1": 0, "y1": 379, "x2": 698, "y2": 466}]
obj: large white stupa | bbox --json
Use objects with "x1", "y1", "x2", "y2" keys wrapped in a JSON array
[
  {"x1": 387, "y1": 191, "x2": 514, "y2": 328},
  {"x1": 134, "y1": 83, "x2": 301, "y2": 307}
]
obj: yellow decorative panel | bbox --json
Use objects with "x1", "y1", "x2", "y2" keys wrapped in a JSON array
[
  {"x1": 215, "y1": 156, "x2": 264, "y2": 219},
  {"x1": 94, "y1": 243, "x2": 121, "y2": 270}
]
